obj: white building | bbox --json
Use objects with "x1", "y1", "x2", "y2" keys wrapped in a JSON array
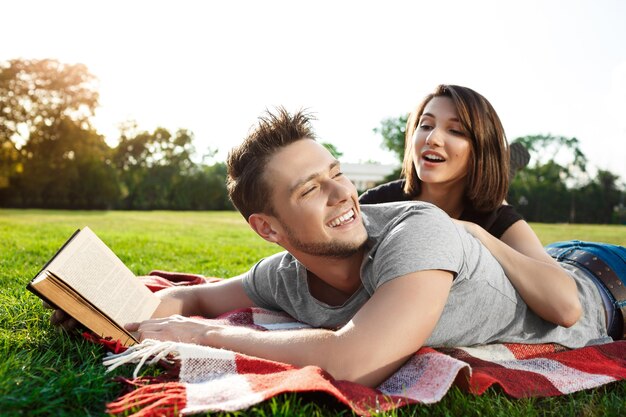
[{"x1": 342, "y1": 163, "x2": 399, "y2": 191}]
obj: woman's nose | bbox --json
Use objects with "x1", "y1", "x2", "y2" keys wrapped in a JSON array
[{"x1": 425, "y1": 129, "x2": 443, "y2": 147}]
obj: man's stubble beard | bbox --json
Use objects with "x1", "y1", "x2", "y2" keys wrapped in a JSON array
[{"x1": 281, "y1": 220, "x2": 366, "y2": 259}]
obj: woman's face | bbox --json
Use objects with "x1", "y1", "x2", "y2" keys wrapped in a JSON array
[{"x1": 412, "y1": 96, "x2": 472, "y2": 188}]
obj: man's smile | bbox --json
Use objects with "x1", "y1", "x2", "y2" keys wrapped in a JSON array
[{"x1": 327, "y1": 208, "x2": 356, "y2": 228}]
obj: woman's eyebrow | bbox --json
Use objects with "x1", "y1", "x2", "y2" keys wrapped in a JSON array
[{"x1": 420, "y1": 112, "x2": 460, "y2": 122}]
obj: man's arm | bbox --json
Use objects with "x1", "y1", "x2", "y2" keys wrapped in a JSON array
[
  {"x1": 50, "y1": 274, "x2": 256, "y2": 331},
  {"x1": 151, "y1": 274, "x2": 256, "y2": 318},
  {"x1": 129, "y1": 270, "x2": 453, "y2": 387}
]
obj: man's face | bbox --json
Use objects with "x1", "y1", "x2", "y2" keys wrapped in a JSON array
[{"x1": 264, "y1": 139, "x2": 368, "y2": 258}]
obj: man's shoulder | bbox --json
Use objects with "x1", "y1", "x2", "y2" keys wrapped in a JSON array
[
  {"x1": 253, "y1": 250, "x2": 299, "y2": 276},
  {"x1": 361, "y1": 200, "x2": 447, "y2": 223},
  {"x1": 361, "y1": 201, "x2": 451, "y2": 249},
  {"x1": 359, "y1": 201, "x2": 464, "y2": 295}
]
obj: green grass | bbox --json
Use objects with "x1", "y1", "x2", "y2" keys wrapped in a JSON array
[
  {"x1": 530, "y1": 223, "x2": 625, "y2": 246},
  {"x1": 1, "y1": 209, "x2": 625, "y2": 416}
]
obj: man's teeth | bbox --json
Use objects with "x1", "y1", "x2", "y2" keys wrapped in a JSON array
[{"x1": 328, "y1": 209, "x2": 355, "y2": 228}]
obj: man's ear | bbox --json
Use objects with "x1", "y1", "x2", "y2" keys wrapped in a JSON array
[{"x1": 248, "y1": 213, "x2": 281, "y2": 243}]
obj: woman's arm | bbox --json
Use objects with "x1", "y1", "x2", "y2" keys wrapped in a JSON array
[{"x1": 457, "y1": 219, "x2": 581, "y2": 327}]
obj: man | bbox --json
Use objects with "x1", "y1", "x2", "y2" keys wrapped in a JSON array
[{"x1": 122, "y1": 108, "x2": 610, "y2": 387}]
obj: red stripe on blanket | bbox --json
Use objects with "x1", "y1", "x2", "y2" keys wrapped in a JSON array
[
  {"x1": 235, "y1": 352, "x2": 296, "y2": 374},
  {"x1": 241, "y1": 365, "x2": 405, "y2": 415},
  {"x1": 234, "y1": 350, "x2": 406, "y2": 414},
  {"x1": 504, "y1": 343, "x2": 564, "y2": 359},
  {"x1": 554, "y1": 341, "x2": 626, "y2": 379},
  {"x1": 472, "y1": 363, "x2": 562, "y2": 397}
]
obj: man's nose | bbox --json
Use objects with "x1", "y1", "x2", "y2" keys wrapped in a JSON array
[{"x1": 327, "y1": 179, "x2": 352, "y2": 205}]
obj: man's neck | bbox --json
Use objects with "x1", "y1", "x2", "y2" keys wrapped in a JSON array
[{"x1": 297, "y1": 248, "x2": 366, "y2": 306}]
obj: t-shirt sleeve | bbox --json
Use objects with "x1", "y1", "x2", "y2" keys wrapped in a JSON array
[
  {"x1": 241, "y1": 253, "x2": 286, "y2": 311},
  {"x1": 489, "y1": 204, "x2": 524, "y2": 238},
  {"x1": 370, "y1": 205, "x2": 465, "y2": 289}
]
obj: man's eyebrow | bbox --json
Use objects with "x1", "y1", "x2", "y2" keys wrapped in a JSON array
[
  {"x1": 420, "y1": 112, "x2": 460, "y2": 122},
  {"x1": 289, "y1": 160, "x2": 340, "y2": 195}
]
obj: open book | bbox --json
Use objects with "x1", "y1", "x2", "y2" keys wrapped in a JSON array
[{"x1": 27, "y1": 227, "x2": 161, "y2": 346}]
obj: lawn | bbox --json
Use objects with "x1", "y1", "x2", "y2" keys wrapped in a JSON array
[{"x1": 1, "y1": 209, "x2": 625, "y2": 416}]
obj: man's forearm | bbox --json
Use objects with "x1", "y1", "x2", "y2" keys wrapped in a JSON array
[
  {"x1": 206, "y1": 326, "x2": 337, "y2": 373},
  {"x1": 152, "y1": 276, "x2": 255, "y2": 319},
  {"x1": 204, "y1": 324, "x2": 410, "y2": 387},
  {"x1": 152, "y1": 286, "x2": 202, "y2": 318}
]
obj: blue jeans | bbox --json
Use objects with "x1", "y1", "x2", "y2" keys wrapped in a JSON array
[{"x1": 546, "y1": 240, "x2": 626, "y2": 340}]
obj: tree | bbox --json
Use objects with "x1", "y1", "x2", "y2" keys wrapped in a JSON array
[
  {"x1": 0, "y1": 59, "x2": 98, "y2": 144},
  {"x1": 512, "y1": 134, "x2": 588, "y2": 187},
  {"x1": 16, "y1": 117, "x2": 120, "y2": 208},
  {"x1": 373, "y1": 114, "x2": 408, "y2": 163},
  {"x1": 0, "y1": 59, "x2": 119, "y2": 208},
  {"x1": 321, "y1": 142, "x2": 343, "y2": 159},
  {"x1": 509, "y1": 161, "x2": 571, "y2": 222},
  {"x1": 372, "y1": 114, "x2": 408, "y2": 182},
  {"x1": 0, "y1": 139, "x2": 20, "y2": 190},
  {"x1": 573, "y1": 170, "x2": 623, "y2": 224},
  {"x1": 169, "y1": 162, "x2": 231, "y2": 210},
  {"x1": 508, "y1": 134, "x2": 625, "y2": 223},
  {"x1": 113, "y1": 126, "x2": 230, "y2": 210}
]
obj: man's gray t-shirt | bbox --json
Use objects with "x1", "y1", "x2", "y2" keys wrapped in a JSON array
[{"x1": 242, "y1": 202, "x2": 610, "y2": 348}]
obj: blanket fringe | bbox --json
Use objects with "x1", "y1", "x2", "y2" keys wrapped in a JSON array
[
  {"x1": 106, "y1": 381, "x2": 186, "y2": 417},
  {"x1": 104, "y1": 339, "x2": 179, "y2": 378}
]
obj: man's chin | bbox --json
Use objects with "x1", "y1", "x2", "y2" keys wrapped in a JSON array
[
  {"x1": 319, "y1": 245, "x2": 363, "y2": 259},
  {"x1": 289, "y1": 239, "x2": 365, "y2": 259}
]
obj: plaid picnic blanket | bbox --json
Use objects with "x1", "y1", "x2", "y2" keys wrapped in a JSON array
[{"x1": 101, "y1": 272, "x2": 626, "y2": 416}]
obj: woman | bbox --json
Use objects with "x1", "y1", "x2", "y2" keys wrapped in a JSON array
[
  {"x1": 360, "y1": 84, "x2": 625, "y2": 340},
  {"x1": 360, "y1": 84, "x2": 517, "y2": 237}
]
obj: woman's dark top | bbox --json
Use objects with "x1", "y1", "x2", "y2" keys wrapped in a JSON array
[{"x1": 359, "y1": 179, "x2": 524, "y2": 239}]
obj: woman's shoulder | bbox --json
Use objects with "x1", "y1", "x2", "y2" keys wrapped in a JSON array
[
  {"x1": 359, "y1": 179, "x2": 410, "y2": 204},
  {"x1": 494, "y1": 204, "x2": 525, "y2": 228},
  {"x1": 461, "y1": 204, "x2": 524, "y2": 238}
]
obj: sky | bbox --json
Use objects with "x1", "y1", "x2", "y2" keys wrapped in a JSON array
[{"x1": 3, "y1": 0, "x2": 626, "y2": 181}]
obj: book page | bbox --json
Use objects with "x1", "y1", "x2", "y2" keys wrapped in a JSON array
[{"x1": 46, "y1": 227, "x2": 160, "y2": 326}]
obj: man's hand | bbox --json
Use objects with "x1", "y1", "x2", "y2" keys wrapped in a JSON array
[
  {"x1": 125, "y1": 315, "x2": 245, "y2": 345},
  {"x1": 44, "y1": 301, "x2": 81, "y2": 332}
]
